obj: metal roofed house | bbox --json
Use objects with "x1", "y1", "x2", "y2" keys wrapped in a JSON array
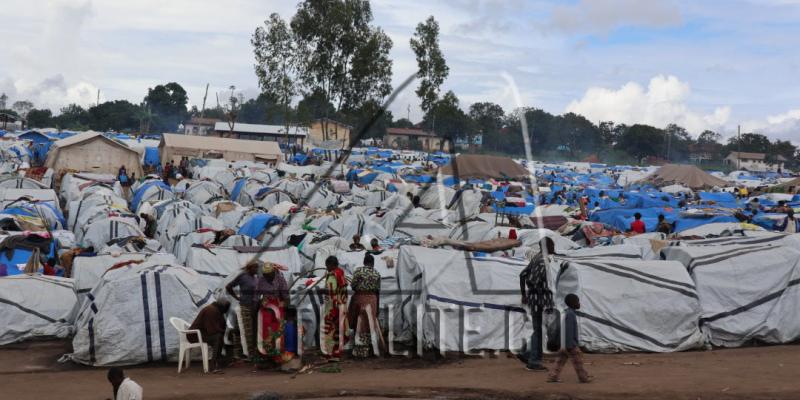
[
  {"x1": 724, "y1": 151, "x2": 786, "y2": 172},
  {"x1": 384, "y1": 127, "x2": 450, "y2": 152},
  {"x1": 212, "y1": 122, "x2": 307, "y2": 146},
  {"x1": 159, "y1": 133, "x2": 282, "y2": 166}
]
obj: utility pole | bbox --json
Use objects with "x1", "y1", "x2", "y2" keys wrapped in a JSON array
[
  {"x1": 96, "y1": 89, "x2": 100, "y2": 106},
  {"x1": 407, "y1": 104, "x2": 411, "y2": 121},
  {"x1": 737, "y1": 125, "x2": 741, "y2": 170},
  {"x1": 200, "y1": 83, "x2": 209, "y2": 119}
]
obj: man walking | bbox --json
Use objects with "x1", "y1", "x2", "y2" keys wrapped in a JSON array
[
  {"x1": 548, "y1": 294, "x2": 592, "y2": 383},
  {"x1": 519, "y1": 237, "x2": 556, "y2": 371}
]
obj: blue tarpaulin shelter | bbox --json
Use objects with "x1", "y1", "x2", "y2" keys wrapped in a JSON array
[{"x1": 237, "y1": 213, "x2": 283, "y2": 239}]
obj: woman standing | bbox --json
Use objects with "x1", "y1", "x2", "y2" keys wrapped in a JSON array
[
  {"x1": 225, "y1": 261, "x2": 260, "y2": 359},
  {"x1": 322, "y1": 256, "x2": 349, "y2": 361},
  {"x1": 256, "y1": 262, "x2": 289, "y2": 361},
  {"x1": 349, "y1": 253, "x2": 382, "y2": 358}
]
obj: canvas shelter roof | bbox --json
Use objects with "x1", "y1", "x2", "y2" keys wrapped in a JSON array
[
  {"x1": 439, "y1": 154, "x2": 530, "y2": 180},
  {"x1": 639, "y1": 164, "x2": 729, "y2": 189},
  {"x1": 160, "y1": 133, "x2": 282, "y2": 161}
]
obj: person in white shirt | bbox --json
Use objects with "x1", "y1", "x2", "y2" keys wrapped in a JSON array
[{"x1": 107, "y1": 367, "x2": 143, "y2": 400}]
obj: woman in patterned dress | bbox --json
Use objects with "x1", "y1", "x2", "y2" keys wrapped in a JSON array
[
  {"x1": 349, "y1": 253, "x2": 382, "y2": 358},
  {"x1": 322, "y1": 256, "x2": 349, "y2": 361}
]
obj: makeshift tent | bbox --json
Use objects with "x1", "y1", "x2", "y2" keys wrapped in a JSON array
[
  {"x1": 395, "y1": 246, "x2": 531, "y2": 351},
  {"x1": 45, "y1": 131, "x2": 143, "y2": 176},
  {"x1": 439, "y1": 154, "x2": 530, "y2": 180},
  {"x1": 67, "y1": 261, "x2": 214, "y2": 366},
  {"x1": 184, "y1": 245, "x2": 304, "y2": 290},
  {"x1": 159, "y1": 133, "x2": 282, "y2": 164},
  {"x1": 663, "y1": 242, "x2": 800, "y2": 347},
  {"x1": 551, "y1": 259, "x2": 705, "y2": 352},
  {"x1": 0, "y1": 275, "x2": 76, "y2": 345},
  {"x1": 638, "y1": 164, "x2": 728, "y2": 189}
]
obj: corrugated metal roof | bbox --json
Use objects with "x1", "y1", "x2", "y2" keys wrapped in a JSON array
[
  {"x1": 213, "y1": 122, "x2": 307, "y2": 137},
  {"x1": 160, "y1": 133, "x2": 282, "y2": 156}
]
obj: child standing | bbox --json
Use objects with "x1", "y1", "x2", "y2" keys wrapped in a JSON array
[{"x1": 548, "y1": 294, "x2": 592, "y2": 383}]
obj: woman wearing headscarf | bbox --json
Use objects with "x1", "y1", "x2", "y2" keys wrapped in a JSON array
[
  {"x1": 256, "y1": 262, "x2": 289, "y2": 361},
  {"x1": 322, "y1": 256, "x2": 349, "y2": 361},
  {"x1": 349, "y1": 253, "x2": 382, "y2": 358}
]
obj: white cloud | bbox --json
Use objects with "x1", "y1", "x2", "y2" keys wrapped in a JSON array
[
  {"x1": 546, "y1": 0, "x2": 682, "y2": 36},
  {"x1": 741, "y1": 108, "x2": 800, "y2": 144},
  {"x1": 565, "y1": 75, "x2": 730, "y2": 134}
]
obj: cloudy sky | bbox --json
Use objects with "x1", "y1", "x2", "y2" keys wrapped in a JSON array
[{"x1": 2, "y1": 0, "x2": 800, "y2": 142}]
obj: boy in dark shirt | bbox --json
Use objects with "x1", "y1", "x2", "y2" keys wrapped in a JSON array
[{"x1": 548, "y1": 294, "x2": 592, "y2": 383}]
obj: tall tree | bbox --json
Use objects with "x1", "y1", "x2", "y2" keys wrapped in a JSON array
[
  {"x1": 0, "y1": 93, "x2": 7, "y2": 110},
  {"x1": 253, "y1": 13, "x2": 300, "y2": 143},
  {"x1": 53, "y1": 104, "x2": 90, "y2": 130},
  {"x1": 223, "y1": 86, "x2": 244, "y2": 136},
  {"x1": 12, "y1": 100, "x2": 34, "y2": 121},
  {"x1": 290, "y1": 0, "x2": 394, "y2": 141},
  {"x1": 410, "y1": 16, "x2": 449, "y2": 117},
  {"x1": 615, "y1": 124, "x2": 664, "y2": 163},
  {"x1": 469, "y1": 102, "x2": 504, "y2": 151},
  {"x1": 26, "y1": 109, "x2": 53, "y2": 128},
  {"x1": 422, "y1": 90, "x2": 470, "y2": 149},
  {"x1": 697, "y1": 130, "x2": 721, "y2": 145},
  {"x1": 87, "y1": 100, "x2": 140, "y2": 132},
  {"x1": 143, "y1": 82, "x2": 188, "y2": 132}
]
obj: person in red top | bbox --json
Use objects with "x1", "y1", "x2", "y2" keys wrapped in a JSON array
[{"x1": 630, "y1": 212, "x2": 646, "y2": 234}]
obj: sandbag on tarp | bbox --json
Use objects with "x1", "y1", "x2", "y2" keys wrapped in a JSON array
[
  {"x1": 552, "y1": 259, "x2": 704, "y2": 352},
  {"x1": 66, "y1": 261, "x2": 214, "y2": 366},
  {"x1": 395, "y1": 246, "x2": 531, "y2": 351},
  {"x1": 0, "y1": 275, "x2": 76, "y2": 345},
  {"x1": 662, "y1": 242, "x2": 800, "y2": 347},
  {"x1": 184, "y1": 245, "x2": 304, "y2": 290}
]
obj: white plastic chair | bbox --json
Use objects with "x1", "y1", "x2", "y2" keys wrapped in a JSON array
[{"x1": 169, "y1": 317, "x2": 209, "y2": 373}]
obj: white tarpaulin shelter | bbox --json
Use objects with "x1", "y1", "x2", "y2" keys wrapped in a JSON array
[
  {"x1": 551, "y1": 259, "x2": 705, "y2": 352},
  {"x1": 0, "y1": 275, "x2": 76, "y2": 345},
  {"x1": 67, "y1": 261, "x2": 214, "y2": 366},
  {"x1": 663, "y1": 241, "x2": 800, "y2": 347},
  {"x1": 395, "y1": 246, "x2": 531, "y2": 351}
]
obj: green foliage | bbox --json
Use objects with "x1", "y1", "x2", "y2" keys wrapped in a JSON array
[
  {"x1": 410, "y1": 16, "x2": 449, "y2": 114},
  {"x1": 26, "y1": 109, "x2": 53, "y2": 128},
  {"x1": 615, "y1": 124, "x2": 664, "y2": 162},
  {"x1": 422, "y1": 90, "x2": 470, "y2": 140},
  {"x1": 392, "y1": 118, "x2": 415, "y2": 128},
  {"x1": 290, "y1": 0, "x2": 393, "y2": 112},
  {"x1": 238, "y1": 93, "x2": 287, "y2": 125},
  {"x1": 144, "y1": 82, "x2": 188, "y2": 132},
  {"x1": 87, "y1": 100, "x2": 140, "y2": 132},
  {"x1": 53, "y1": 104, "x2": 90, "y2": 130},
  {"x1": 345, "y1": 99, "x2": 393, "y2": 141},
  {"x1": 296, "y1": 89, "x2": 336, "y2": 124}
]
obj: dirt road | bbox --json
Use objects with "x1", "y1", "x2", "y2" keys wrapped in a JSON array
[{"x1": 2, "y1": 340, "x2": 798, "y2": 399}]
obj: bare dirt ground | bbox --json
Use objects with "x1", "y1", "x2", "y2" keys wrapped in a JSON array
[{"x1": 2, "y1": 340, "x2": 799, "y2": 400}]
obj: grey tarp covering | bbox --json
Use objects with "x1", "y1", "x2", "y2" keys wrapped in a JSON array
[
  {"x1": 184, "y1": 245, "x2": 304, "y2": 289},
  {"x1": 552, "y1": 259, "x2": 705, "y2": 352},
  {"x1": 291, "y1": 249, "x2": 401, "y2": 349},
  {"x1": 0, "y1": 275, "x2": 76, "y2": 345},
  {"x1": 396, "y1": 246, "x2": 531, "y2": 351},
  {"x1": 72, "y1": 253, "x2": 178, "y2": 303},
  {"x1": 67, "y1": 261, "x2": 214, "y2": 366},
  {"x1": 662, "y1": 240, "x2": 800, "y2": 347}
]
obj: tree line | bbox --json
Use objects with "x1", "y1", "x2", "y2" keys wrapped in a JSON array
[{"x1": 1, "y1": 0, "x2": 796, "y2": 168}]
